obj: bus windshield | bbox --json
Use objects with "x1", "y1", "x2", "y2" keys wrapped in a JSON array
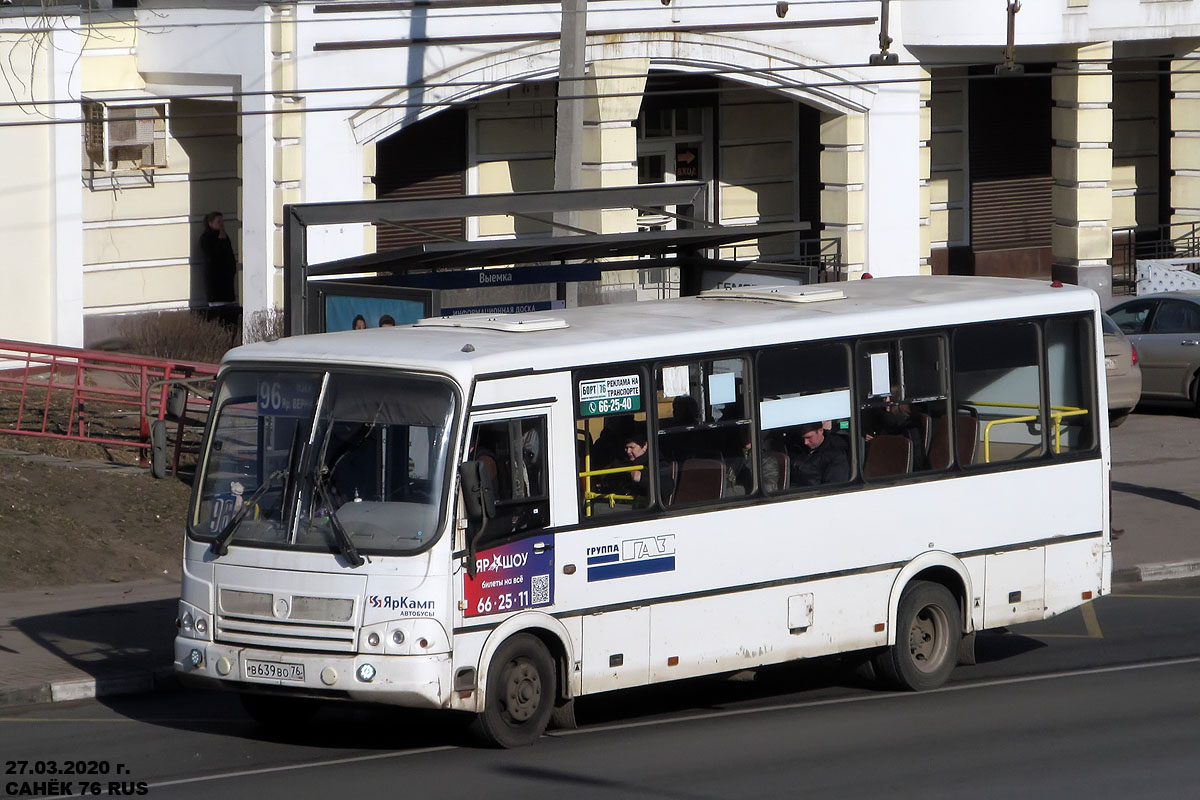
[{"x1": 191, "y1": 369, "x2": 458, "y2": 556}]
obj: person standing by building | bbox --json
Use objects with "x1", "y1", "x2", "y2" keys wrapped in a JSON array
[{"x1": 199, "y1": 211, "x2": 238, "y2": 306}]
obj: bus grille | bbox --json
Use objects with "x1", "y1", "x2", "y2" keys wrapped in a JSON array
[{"x1": 215, "y1": 589, "x2": 358, "y2": 653}]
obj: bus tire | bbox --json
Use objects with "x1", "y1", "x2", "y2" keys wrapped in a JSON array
[
  {"x1": 239, "y1": 692, "x2": 319, "y2": 730},
  {"x1": 473, "y1": 634, "x2": 556, "y2": 748},
  {"x1": 874, "y1": 580, "x2": 961, "y2": 691}
]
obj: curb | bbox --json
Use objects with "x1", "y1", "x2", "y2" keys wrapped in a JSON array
[
  {"x1": 0, "y1": 666, "x2": 177, "y2": 710},
  {"x1": 1113, "y1": 559, "x2": 1200, "y2": 584}
]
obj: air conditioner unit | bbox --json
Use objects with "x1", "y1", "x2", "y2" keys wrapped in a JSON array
[{"x1": 81, "y1": 99, "x2": 169, "y2": 174}]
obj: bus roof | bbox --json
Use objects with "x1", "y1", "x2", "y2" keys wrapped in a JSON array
[{"x1": 227, "y1": 276, "x2": 1098, "y2": 379}]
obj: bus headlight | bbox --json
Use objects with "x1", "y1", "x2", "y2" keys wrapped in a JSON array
[
  {"x1": 178, "y1": 602, "x2": 212, "y2": 642},
  {"x1": 188, "y1": 649, "x2": 203, "y2": 668}
]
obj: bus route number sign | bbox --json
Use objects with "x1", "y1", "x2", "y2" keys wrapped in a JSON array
[{"x1": 579, "y1": 375, "x2": 641, "y2": 417}]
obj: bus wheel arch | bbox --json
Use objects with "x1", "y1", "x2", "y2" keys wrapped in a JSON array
[
  {"x1": 880, "y1": 555, "x2": 974, "y2": 685},
  {"x1": 886, "y1": 554, "x2": 973, "y2": 646},
  {"x1": 471, "y1": 614, "x2": 575, "y2": 731}
]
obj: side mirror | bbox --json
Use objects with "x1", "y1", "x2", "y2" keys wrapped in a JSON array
[
  {"x1": 459, "y1": 460, "x2": 497, "y2": 580},
  {"x1": 459, "y1": 459, "x2": 497, "y2": 524}
]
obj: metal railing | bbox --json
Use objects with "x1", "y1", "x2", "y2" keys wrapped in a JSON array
[
  {"x1": 724, "y1": 235, "x2": 844, "y2": 283},
  {"x1": 1113, "y1": 221, "x2": 1200, "y2": 295},
  {"x1": 0, "y1": 339, "x2": 217, "y2": 474}
]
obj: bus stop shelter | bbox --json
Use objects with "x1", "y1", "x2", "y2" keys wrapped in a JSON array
[{"x1": 283, "y1": 182, "x2": 815, "y2": 335}]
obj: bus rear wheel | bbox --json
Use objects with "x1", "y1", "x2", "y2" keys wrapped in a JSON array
[
  {"x1": 473, "y1": 634, "x2": 556, "y2": 748},
  {"x1": 874, "y1": 581, "x2": 961, "y2": 691}
]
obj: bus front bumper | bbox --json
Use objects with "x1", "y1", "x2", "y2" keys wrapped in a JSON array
[{"x1": 174, "y1": 637, "x2": 450, "y2": 708}]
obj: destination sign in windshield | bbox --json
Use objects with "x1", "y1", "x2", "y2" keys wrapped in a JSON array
[{"x1": 257, "y1": 376, "x2": 319, "y2": 418}]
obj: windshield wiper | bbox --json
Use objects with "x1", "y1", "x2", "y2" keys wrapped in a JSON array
[
  {"x1": 210, "y1": 469, "x2": 286, "y2": 557},
  {"x1": 314, "y1": 472, "x2": 365, "y2": 568}
]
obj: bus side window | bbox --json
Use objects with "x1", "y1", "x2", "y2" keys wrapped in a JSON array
[
  {"x1": 654, "y1": 358, "x2": 752, "y2": 506},
  {"x1": 1044, "y1": 315, "x2": 1097, "y2": 455},
  {"x1": 856, "y1": 335, "x2": 950, "y2": 478},
  {"x1": 468, "y1": 416, "x2": 549, "y2": 542},
  {"x1": 575, "y1": 367, "x2": 653, "y2": 519},
  {"x1": 953, "y1": 321, "x2": 1045, "y2": 465},
  {"x1": 757, "y1": 342, "x2": 854, "y2": 492}
]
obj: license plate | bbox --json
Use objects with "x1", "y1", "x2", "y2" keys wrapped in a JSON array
[{"x1": 244, "y1": 659, "x2": 304, "y2": 682}]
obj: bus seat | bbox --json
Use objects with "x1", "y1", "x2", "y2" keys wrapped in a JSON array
[
  {"x1": 928, "y1": 413, "x2": 951, "y2": 470},
  {"x1": 956, "y1": 410, "x2": 979, "y2": 466},
  {"x1": 670, "y1": 458, "x2": 725, "y2": 505},
  {"x1": 763, "y1": 449, "x2": 789, "y2": 492},
  {"x1": 912, "y1": 411, "x2": 933, "y2": 454},
  {"x1": 863, "y1": 434, "x2": 913, "y2": 479}
]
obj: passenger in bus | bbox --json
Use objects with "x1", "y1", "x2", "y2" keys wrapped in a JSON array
[
  {"x1": 602, "y1": 433, "x2": 651, "y2": 508},
  {"x1": 791, "y1": 422, "x2": 850, "y2": 486}
]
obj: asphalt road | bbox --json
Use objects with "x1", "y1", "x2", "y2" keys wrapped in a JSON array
[{"x1": 5, "y1": 578, "x2": 1200, "y2": 800}]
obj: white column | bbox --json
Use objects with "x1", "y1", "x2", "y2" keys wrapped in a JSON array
[
  {"x1": 864, "y1": 79, "x2": 922, "y2": 277},
  {"x1": 50, "y1": 24, "x2": 84, "y2": 347},
  {"x1": 239, "y1": 8, "x2": 276, "y2": 328}
]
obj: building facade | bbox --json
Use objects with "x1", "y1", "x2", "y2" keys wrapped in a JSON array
[{"x1": 3, "y1": 0, "x2": 1200, "y2": 346}]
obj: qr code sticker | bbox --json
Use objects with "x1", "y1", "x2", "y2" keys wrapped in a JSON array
[{"x1": 531, "y1": 574, "x2": 551, "y2": 605}]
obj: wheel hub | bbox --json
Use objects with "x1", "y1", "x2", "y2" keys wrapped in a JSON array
[{"x1": 502, "y1": 659, "x2": 541, "y2": 722}]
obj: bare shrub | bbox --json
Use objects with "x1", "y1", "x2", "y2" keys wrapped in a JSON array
[
  {"x1": 243, "y1": 307, "x2": 285, "y2": 344},
  {"x1": 116, "y1": 310, "x2": 237, "y2": 365}
]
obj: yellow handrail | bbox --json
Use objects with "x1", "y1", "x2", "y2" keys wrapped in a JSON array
[
  {"x1": 965, "y1": 401, "x2": 1089, "y2": 462},
  {"x1": 579, "y1": 461, "x2": 643, "y2": 515}
]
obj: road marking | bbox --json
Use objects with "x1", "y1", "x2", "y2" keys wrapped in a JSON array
[
  {"x1": 1112, "y1": 593, "x2": 1200, "y2": 600},
  {"x1": 47, "y1": 745, "x2": 458, "y2": 798},
  {"x1": 552, "y1": 654, "x2": 1200, "y2": 738},
  {"x1": 36, "y1": 654, "x2": 1200, "y2": 796},
  {"x1": 1022, "y1": 601, "x2": 1104, "y2": 639},
  {"x1": 1081, "y1": 602, "x2": 1103, "y2": 638},
  {"x1": 0, "y1": 716, "x2": 136, "y2": 723}
]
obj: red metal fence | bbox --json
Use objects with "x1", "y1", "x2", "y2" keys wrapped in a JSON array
[{"x1": 0, "y1": 339, "x2": 218, "y2": 475}]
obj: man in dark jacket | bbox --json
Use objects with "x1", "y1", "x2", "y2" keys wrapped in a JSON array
[
  {"x1": 199, "y1": 211, "x2": 238, "y2": 304},
  {"x1": 792, "y1": 422, "x2": 850, "y2": 486}
]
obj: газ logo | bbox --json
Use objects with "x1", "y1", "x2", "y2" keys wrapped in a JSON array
[{"x1": 587, "y1": 534, "x2": 676, "y2": 582}]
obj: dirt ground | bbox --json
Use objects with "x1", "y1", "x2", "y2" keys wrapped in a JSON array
[{"x1": 0, "y1": 448, "x2": 192, "y2": 591}]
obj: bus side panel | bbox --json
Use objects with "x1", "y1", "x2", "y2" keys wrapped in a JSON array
[
  {"x1": 645, "y1": 573, "x2": 893, "y2": 685},
  {"x1": 1044, "y1": 537, "x2": 1106, "y2": 618}
]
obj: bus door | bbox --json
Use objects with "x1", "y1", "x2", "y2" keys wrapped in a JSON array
[{"x1": 460, "y1": 408, "x2": 559, "y2": 621}]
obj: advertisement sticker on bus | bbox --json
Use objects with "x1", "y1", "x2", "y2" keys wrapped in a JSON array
[
  {"x1": 579, "y1": 374, "x2": 641, "y2": 417},
  {"x1": 464, "y1": 537, "x2": 555, "y2": 617}
]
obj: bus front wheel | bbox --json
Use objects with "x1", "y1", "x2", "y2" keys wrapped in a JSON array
[
  {"x1": 874, "y1": 581, "x2": 961, "y2": 691},
  {"x1": 473, "y1": 634, "x2": 556, "y2": 748}
]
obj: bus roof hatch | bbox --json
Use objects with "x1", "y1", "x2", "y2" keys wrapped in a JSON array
[
  {"x1": 414, "y1": 315, "x2": 570, "y2": 332},
  {"x1": 697, "y1": 285, "x2": 846, "y2": 304}
]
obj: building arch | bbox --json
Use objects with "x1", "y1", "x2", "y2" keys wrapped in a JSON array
[{"x1": 351, "y1": 32, "x2": 875, "y2": 145}]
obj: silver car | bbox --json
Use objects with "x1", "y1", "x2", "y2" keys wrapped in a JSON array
[
  {"x1": 1100, "y1": 312, "x2": 1142, "y2": 426},
  {"x1": 1107, "y1": 291, "x2": 1200, "y2": 413}
]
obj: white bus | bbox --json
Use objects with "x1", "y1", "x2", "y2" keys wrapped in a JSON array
[{"x1": 176, "y1": 276, "x2": 1111, "y2": 747}]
